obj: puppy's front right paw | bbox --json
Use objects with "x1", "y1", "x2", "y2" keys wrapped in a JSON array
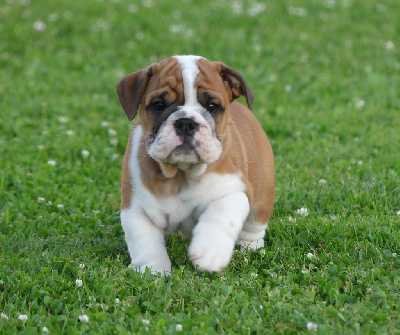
[{"x1": 188, "y1": 233, "x2": 235, "y2": 272}]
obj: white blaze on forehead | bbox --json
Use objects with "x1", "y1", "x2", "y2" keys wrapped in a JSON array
[
  {"x1": 146, "y1": 56, "x2": 222, "y2": 170},
  {"x1": 174, "y1": 55, "x2": 203, "y2": 106}
]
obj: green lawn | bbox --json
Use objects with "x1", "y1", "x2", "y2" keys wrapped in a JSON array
[{"x1": 1, "y1": 0, "x2": 399, "y2": 333}]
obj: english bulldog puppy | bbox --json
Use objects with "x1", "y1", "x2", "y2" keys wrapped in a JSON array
[{"x1": 116, "y1": 55, "x2": 274, "y2": 275}]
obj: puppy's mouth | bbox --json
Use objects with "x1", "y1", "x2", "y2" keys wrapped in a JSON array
[
  {"x1": 166, "y1": 143, "x2": 200, "y2": 165},
  {"x1": 154, "y1": 143, "x2": 208, "y2": 179}
]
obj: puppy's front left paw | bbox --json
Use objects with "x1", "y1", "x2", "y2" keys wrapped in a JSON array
[{"x1": 188, "y1": 233, "x2": 235, "y2": 272}]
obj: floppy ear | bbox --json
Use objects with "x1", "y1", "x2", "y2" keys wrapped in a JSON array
[
  {"x1": 215, "y1": 62, "x2": 254, "y2": 110},
  {"x1": 116, "y1": 66, "x2": 153, "y2": 120}
]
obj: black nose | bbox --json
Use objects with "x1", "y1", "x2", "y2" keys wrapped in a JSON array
[{"x1": 174, "y1": 118, "x2": 198, "y2": 137}]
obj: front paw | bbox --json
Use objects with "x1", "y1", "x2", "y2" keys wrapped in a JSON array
[
  {"x1": 131, "y1": 256, "x2": 172, "y2": 276},
  {"x1": 188, "y1": 233, "x2": 235, "y2": 272}
]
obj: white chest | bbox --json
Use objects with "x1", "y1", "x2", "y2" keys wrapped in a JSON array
[
  {"x1": 128, "y1": 126, "x2": 246, "y2": 233},
  {"x1": 136, "y1": 172, "x2": 246, "y2": 233}
]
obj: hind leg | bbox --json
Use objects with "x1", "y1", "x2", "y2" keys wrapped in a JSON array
[
  {"x1": 237, "y1": 201, "x2": 273, "y2": 251},
  {"x1": 237, "y1": 220, "x2": 267, "y2": 251},
  {"x1": 237, "y1": 174, "x2": 274, "y2": 251}
]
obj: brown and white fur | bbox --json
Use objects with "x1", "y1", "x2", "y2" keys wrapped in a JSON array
[{"x1": 116, "y1": 55, "x2": 274, "y2": 275}]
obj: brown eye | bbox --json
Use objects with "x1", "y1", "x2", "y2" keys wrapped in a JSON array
[
  {"x1": 207, "y1": 102, "x2": 223, "y2": 113},
  {"x1": 150, "y1": 101, "x2": 166, "y2": 113}
]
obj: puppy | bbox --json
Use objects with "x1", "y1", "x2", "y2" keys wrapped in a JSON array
[{"x1": 116, "y1": 55, "x2": 274, "y2": 275}]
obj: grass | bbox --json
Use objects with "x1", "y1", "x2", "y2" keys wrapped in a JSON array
[{"x1": 1, "y1": 0, "x2": 399, "y2": 333}]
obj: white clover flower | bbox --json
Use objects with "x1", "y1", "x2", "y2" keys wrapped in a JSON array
[
  {"x1": 319, "y1": 179, "x2": 327, "y2": 185},
  {"x1": 92, "y1": 18, "x2": 110, "y2": 31},
  {"x1": 289, "y1": 216, "x2": 297, "y2": 222},
  {"x1": 288, "y1": 7, "x2": 308, "y2": 16},
  {"x1": 253, "y1": 44, "x2": 262, "y2": 53},
  {"x1": 259, "y1": 305, "x2": 264, "y2": 310},
  {"x1": 232, "y1": 1, "x2": 243, "y2": 15},
  {"x1": 247, "y1": 3, "x2": 266, "y2": 16},
  {"x1": 110, "y1": 138, "x2": 118, "y2": 146},
  {"x1": 184, "y1": 29, "x2": 195, "y2": 39},
  {"x1": 324, "y1": 0, "x2": 336, "y2": 9},
  {"x1": 42, "y1": 326, "x2": 49, "y2": 333},
  {"x1": 142, "y1": 0, "x2": 154, "y2": 8},
  {"x1": 355, "y1": 100, "x2": 365, "y2": 108},
  {"x1": 142, "y1": 319, "x2": 150, "y2": 325},
  {"x1": 1, "y1": 313, "x2": 8, "y2": 320},
  {"x1": 115, "y1": 69, "x2": 125, "y2": 79},
  {"x1": 81, "y1": 150, "x2": 90, "y2": 158},
  {"x1": 301, "y1": 269, "x2": 309, "y2": 274},
  {"x1": 176, "y1": 324, "x2": 183, "y2": 332},
  {"x1": 48, "y1": 13, "x2": 59, "y2": 22},
  {"x1": 33, "y1": 20, "x2": 46, "y2": 32},
  {"x1": 392, "y1": 253, "x2": 397, "y2": 257},
  {"x1": 57, "y1": 204, "x2": 64, "y2": 209},
  {"x1": 300, "y1": 32, "x2": 308, "y2": 41},
  {"x1": 376, "y1": 3, "x2": 386, "y2": 11},
  {"x1": 135, "y1": 32, "x2": 144, "y2": 41},
  {"x1": 18, "y1": 314, "x2": 28, "y2": 321},
  {"x1": 101, "y1": 121, "x2": 109, "y2": 127},
  {"x1": 0, "y1": 280, "x2": 4, "y2": 284},
  {"x1": 115, "y1": 298, "x2": 120, "y2": 304},
  {"x1": 306, "y1": 322, "x2": 318, "y2": 331},
  {"x1": 250, "y1": 272, "x2": 258, "y2": 278},
  {"x1": 172, "y1": 10, "x2": 181, "y2": 19},
  {"x1": 385, "y1": 40, "x2": 394, "y2": 50},
  {"x1": 169, "y1": 25, "x2": 182, "y2": 34},
  {"x1": 396, "y1": 210, "x2": 400, "y2": 216},
  {"x1": 79, "y1": 263, "x2": 85, "y2": 269},
  {"x1": 46, "y1": 201, "x2": 52, "y2": 206},
  {"x1": 296, "y1": 207, "x2": 309, "y2": 216},
  {"x1": 306, "y1": 253, "x2": 314, "y2": 259},
  {"x1": 284, "y1": 84, "x2": 292, "y2": 92},
  {"x1": 57, "y1": 116, "x2": 68, "y2": 123},
  {"x1": 66, "y1": 130, "x2": 75, "y2": 136},
  {"x1": 63, "y1": 11, "x2": 72, "y2": 19},
  {"x1": 78, "y1": 314, "x2": 89, "y2": 323},
  {"x1": 47, "y1": 160, "x2": 56, "y2": 166},
  {"x1": 76, "y1": 278, "x2": 83, "y2": 287},
  {"x1": 128, "y1": 4, "x2": 138, "y2": 13},
  {"x1": 38, "y1": 197, "x2": 46, "y2": 203},
  {"x1": 107, "y1": 128, "x2": 117, "y2": 136}
]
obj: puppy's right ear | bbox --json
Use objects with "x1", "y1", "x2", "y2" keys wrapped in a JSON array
[{"x1": 116, "y1": 66, "x2": 153, "y2": 121}]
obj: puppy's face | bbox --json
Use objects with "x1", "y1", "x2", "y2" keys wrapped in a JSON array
[{"x1": 116, "y1": 56, "x2": 254, "y2": 176}]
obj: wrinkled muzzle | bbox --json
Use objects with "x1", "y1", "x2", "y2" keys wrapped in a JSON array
[{"x1": 147, "y1": 108, "x2": 222, "y2": 166}]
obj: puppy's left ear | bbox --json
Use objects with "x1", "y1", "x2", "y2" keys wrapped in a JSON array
[
  {"x1": 215, "y1": 62, "x2": 254, "y2": 110},
  {"x1": 116, "y1": 66, "x2": 153, "y2": 121}
]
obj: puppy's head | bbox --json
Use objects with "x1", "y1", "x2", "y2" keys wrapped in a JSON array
[{"x1": 116, "y1": 56, "x2": 253, "y2": 177}]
